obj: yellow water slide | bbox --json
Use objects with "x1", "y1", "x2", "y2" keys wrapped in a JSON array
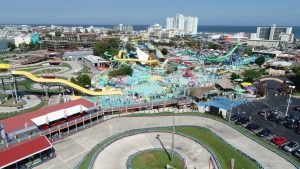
[
  {"x1": 113, "y1": 50, "x2": 159, "y2": 65},
  {"x1": 11, "y1": 70, "x2": 122, "y2": 96}
]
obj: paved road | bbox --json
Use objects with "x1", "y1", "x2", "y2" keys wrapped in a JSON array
[
  {"x1": 36, "y1": 116, "x2": 296, "y2": 169},
  {"x1": 233, "y1": 80, "x2": 300, "y2": 142},
  {"x1": 93, "y1": 132, "x2": 217, "y2": 169},
  {"x1": 0, "y1": 92, "x2": 41, "y2": 113}
]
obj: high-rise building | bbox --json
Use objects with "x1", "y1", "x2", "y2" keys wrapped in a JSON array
[
  {"x1": 166, "y1": 14, "x2": 198, "y2": 35},
  {"x1": 255, "y1": 24, "x2": 294, "y2": 42},
  {"x1": 176, "y1": 14, "x2": 185, "y2": 31},
  {"x1": 184, "y1": 16, "x2": 198, "y2": 35},
  {"x1": 113, "y1": 24, "x2": 133, "y2": 33},
  {"x1": 166, "y1": 17, "x2": 175, "y2": 30}
]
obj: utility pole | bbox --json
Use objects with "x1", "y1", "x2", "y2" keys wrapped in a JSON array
[
  {"x1": 171, "y1": 109, "x2": 176, "y2": 163},
  {"x1": 285, "y1": 85, "x2": 295, "y2": 117}
]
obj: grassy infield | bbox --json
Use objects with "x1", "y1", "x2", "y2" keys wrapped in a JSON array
[{"x1": 131, "y1": 150, "x2": 184, "y2": 169}]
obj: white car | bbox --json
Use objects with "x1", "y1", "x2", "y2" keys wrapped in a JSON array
[{"x1": 283, "y1": 141, "x2": 299, "y2": 153}]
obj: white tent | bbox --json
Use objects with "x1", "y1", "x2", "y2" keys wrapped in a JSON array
[{"x1": 31, "y1": 105, "x2": 88, "y2": 126}]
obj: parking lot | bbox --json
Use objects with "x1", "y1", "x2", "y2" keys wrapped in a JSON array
[{"x1": 232, "y1": 80, "x2": 300, "y2": 142}]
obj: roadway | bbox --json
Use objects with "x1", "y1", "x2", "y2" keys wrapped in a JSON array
[
  {"x1": 36, "y1": 116, "x2": 296, "y2": 169},
  {"x1": 233, "y1": 80, "x2": 300, "y2": 142}
]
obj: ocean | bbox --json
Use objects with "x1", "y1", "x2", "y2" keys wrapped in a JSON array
[{"x1": 1, "y1": 25, "x2": 299, "y2": 50}]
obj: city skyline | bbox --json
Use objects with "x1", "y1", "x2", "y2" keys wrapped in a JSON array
[{"x1": 0, "y1": 0, "x2": 299, "y2": 26}]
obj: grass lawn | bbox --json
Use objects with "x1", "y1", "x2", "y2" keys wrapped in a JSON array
[
  {"x1": 293, "y1": 92, "x2": 300, "y2": 96},
  {"x1": 131, "y1": 150, "x2": 184, "y2": 169},
  {"x1": 34, "y1": 68, "x2": 61, "y2": 75}
]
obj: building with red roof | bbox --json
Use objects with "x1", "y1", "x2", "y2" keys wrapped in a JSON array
[
  {"x1": 0, "y1": 98, "x2": 94, "y2": 137},
  {"x1": 0, "y1": 136, "x2": 54, "y2": 169}
]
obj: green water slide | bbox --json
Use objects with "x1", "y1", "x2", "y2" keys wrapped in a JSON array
[{"x1": 207, "y1": 43, "x2": 240, "y2": 62}]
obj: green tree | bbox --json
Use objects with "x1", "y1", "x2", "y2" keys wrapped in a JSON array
[
  {"x1": 161, "y1": 48, "x2": 168, "y2": 55},
  {"x1": 244, "y1": 47, "x2": 253, "y2": 56},
  {"x1": 256, "y1": 83, "x2": 266, "y2": 97},
  {"x1": 70, "y1": 77, "x2": 77, "y2": 84},
  {"x1": 230, "y1": 73, "x2": 241, "y2": 80},
  {"x1": 255, "y1": 56, "x2": 265, "y2": 66},
  {"x1": 93, "y1": 41, "x2": 108, "y2": 58},
  {"x1": 93, "y1": 39, "x2": 120, "y2": 59},
  {"x1": 125, "y1": 43, "x2": 133, "y2": 52},
  {"x1": 207, "y1": 42, "x2": 221, "y2": 50},
  {"x1": 7, "y1": 42, "x2": 16, "y2": 51},
  {"x1": 55, "y1": 31, "x2": 62, "y2": 37},
  {"x1": 242, "y1": 69, "x2": 263, "y2": 82},
  {"x1": 76, "y1": 74, "x2": 91, "y2": 88},
  {"x1": 108, "y1": 65, "x2": 133, "y2": 77},
  {"x1": 28, "y1": 42, "x2": 38, "y2": 51}
]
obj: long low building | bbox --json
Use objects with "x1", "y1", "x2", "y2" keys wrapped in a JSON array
[
  {"x1": 0, "y1": 136, "x2": 54, "y2": 169},
  {"x1": 0, "y1": 98, "x2": 94, "y2": 139},
  {"x1": 83, "y1": 55, "x2": 111, "y2": 67}
]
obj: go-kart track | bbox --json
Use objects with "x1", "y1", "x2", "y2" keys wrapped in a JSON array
[
  {"x1": 35, "y1": 116, "x2": 296, "y2": 169},
  {"x1": 93, "y1": 132, "x2": 217, "y2": 169}
]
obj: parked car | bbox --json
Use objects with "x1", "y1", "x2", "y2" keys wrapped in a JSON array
[
  {"x1": 293, "y1": 149, "x2": 300, "y2": 159},
  {"x1": 283, "y1": 141, "x2": 299, "y2": 153},
  {"x1": 271, "y1": 136, "x2": 287, "y2": 146},
  {"x1": 283, "y1": 119, "x2": 297, "y2": 129},
  {"x1": 267, "y1": 114, "x2": 277, "y2": 121},
  {"x1": 258, "y1": 110, "x2": 269, "y2": 118},
  {"x1": 236, "y1": 117, "x2": 250, "y2": 125},
  {"x1": 269, "y1": 108, "x2": 280, "y2": 115},
  {"x1": 230, "y1": 115, "x2": 241, "y2": 122},
  {"x1": 17, "y1": 105, "x2": 23, "y2": 109},
  {"x1": 246, "y1": 123, "x2": 261, "y2": 132},
  {"x1": 276, "y1": 118, "x2": 287, "y2": 125},
  {"x1": 256, "y1": 128, "x2": 271, "y2": 137},
  {"x1": 294, "y1": 106, "x2": 300, "y2": 112}
]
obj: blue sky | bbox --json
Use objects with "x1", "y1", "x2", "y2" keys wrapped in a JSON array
[{"x1": 0, "y1": 0, "x2": 299, "y2": 26}]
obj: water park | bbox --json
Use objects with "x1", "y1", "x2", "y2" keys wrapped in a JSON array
[{"x1": 0, "y1": 38, "x2": 270, "y2": 114}]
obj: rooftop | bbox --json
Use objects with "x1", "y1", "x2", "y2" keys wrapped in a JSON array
[
  {"x1": 0, "y1": 136, "x2": 52, "y2": 168},
  {"x1": 0, "y1": 98, "x2": 94, "y2": 134}
]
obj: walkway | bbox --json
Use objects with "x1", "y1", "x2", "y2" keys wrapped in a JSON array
[
  {"x1": 0, "y1": 93, "x2": 41, "y2": 113},
  {"x1": 93, "y1": 132, "x2": 216, "y2": 169},
  {"x1": 35, "y1": 116, "x2": 296, "y2": 169}
]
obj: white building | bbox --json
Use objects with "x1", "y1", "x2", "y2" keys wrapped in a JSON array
[
  {"x1": 166, "y1": 17, "x2": 175, "y2": 30},
  {"x1": 251, "y1": 24, "x2": 294, "y2": 43},
  {"x1": 176, "y1": 14, "x2": 185, "y2": 31},
  {"x1": 14, "y1": 35, "x2": 31, "y2": 47},
  {"x1": 166, "y1": 14, "x2": 198, "y2": 35},
  {"x1": 185, "y1": 16, "x2": 198, "y2": 35}
]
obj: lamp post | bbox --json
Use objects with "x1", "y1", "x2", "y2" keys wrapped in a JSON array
[
  {"x1": 229, "y1": 78, "x2": 243, "y2": 122},
  {"x1": 171, "y1": 108, "x2": 177, "y2": 164},
  {"x1": 285, "y1": 85, "x2": 295, "y2": 117}
]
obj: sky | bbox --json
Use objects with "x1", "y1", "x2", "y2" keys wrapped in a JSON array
[{"x1": 0, "y1": 0, "x2": 299, "y2": 26}]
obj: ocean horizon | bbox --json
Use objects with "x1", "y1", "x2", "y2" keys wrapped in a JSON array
[{"x1": 1, "y1": 25, "x2": 300, "y2": 50}]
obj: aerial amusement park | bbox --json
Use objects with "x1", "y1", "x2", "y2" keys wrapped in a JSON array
[
  {"x1": 80, "y1": 37, "x2": 269, "y2": 111},
  {"x1": 0, "y1": 36, "x2": 269, "y2": 113}
]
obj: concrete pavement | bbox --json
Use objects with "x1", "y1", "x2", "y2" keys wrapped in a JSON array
[
  {"x1": 36, "y1": 116, "x2": 296, "y2": 169},
  {"x1": 93, "y1": 132, "x2": 216, "y2": 169},
  {"x1": 0, "y1": 94, "x2": 41, "y2": 113}
]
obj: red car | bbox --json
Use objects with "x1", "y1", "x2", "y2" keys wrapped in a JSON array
[{"x1": 271, "y1": 136, "x2": 287, "y2": 146}]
